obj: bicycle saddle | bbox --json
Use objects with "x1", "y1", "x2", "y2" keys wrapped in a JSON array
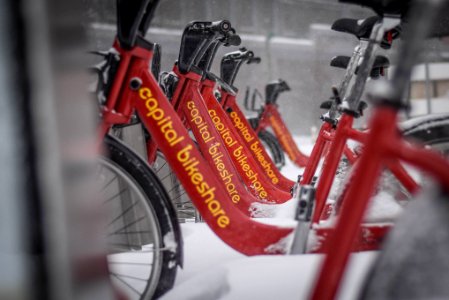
[
  {"x1": 332, "y1": 16, "x2": 401, "y2": 49},
  {"x1": 340, "y1": 0, "x2": 411, "y2": 16},
  {"x1": 332, "y1": 16, "x2": 379, "y2": 40},
  {"x1": 117, "y1": 0, "x2": 160, "y2": 49},
  {"x1": 330, "y1": 55, "x2": 389, "y2": 76}
]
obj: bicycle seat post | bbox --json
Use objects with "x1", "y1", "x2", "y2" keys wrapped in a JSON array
[{"x1": 341, "y1": 16, "x2": 401, "y2": 114}]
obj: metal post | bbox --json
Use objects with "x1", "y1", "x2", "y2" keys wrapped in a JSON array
[{"x1": 424, "y1": 61, "x2": 432, "y2": 113}]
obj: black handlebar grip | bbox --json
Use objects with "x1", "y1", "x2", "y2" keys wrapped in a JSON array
[
  {"x1": 247, "y1": 57, "x2": 261, "y2": 64},
  {"x1": 279, "y1": 79, "x2": 291, "y2": 92},
  {"x1": 225, "y1": 32, "x2": 242, "y2": 46}
]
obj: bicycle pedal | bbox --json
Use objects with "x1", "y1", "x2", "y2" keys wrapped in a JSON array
[{"x1": 290, "y1": 185, "x2": 316, "y2": 254}]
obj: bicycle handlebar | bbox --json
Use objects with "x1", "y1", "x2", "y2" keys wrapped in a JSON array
[
  {"x1": 224, "y1": 31, "x2": 242, "y2": 46},
  {"x1": 220, "y1": 47, "x2": 259, "y2": 86},
  {"x1": 196, "y1": 29, "x2": 242, "y2": 77},
  {"x1": 247, "y1": 57, "x2": 261, "y2": 64},
  {"x1": 178, "y1": 20, "x2": 240, "y2": 74},
  {"x1": 205, "y1": 72, "x2": 237, "y2": 95},
  {"x1": 190, "y1": 20, "x2": 232, "y2": 34}
]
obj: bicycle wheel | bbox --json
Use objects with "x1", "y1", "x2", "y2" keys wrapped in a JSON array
[
  {"x1": 258, "y1": 129, "x2": 286, "y2": 170},
  {"x1": 402, "y1": 113, "x2": 449, "y2": 155},
  {"x1": 381, "y1": 114, "x2": 449, "y2": 200},
  {"x1": 100, "y1": 135, "x2": 182, "y2": 299},
  {"x1": 152, "y1": 152, "x2": 200, "y2": 223},
  {"x1": 334, "y1": 115, "x2": 449, "y2": 203}
]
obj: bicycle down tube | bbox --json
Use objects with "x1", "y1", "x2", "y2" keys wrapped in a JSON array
[
  {"x1": 197, "y1": 75, "x2": 292, "y2": 202},
  {"x1": 221, "y1": 90, "x2": 297, "y2": 191},
  {"x1": 172, "y1": 66, "x2": 292, "y2": 205},
  {"x1": 256, "y1": 102, "x2": 309, "y2": 168}
]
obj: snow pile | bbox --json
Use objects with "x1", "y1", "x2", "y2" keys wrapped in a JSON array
[
  {"x1": 249, "y1": 194, "x2": 298, "y2": 219},
  {"x1": 167, "y1": 222, "x2": 378, "y2": 300},
  {"x1": 364, "y1": 191, "x2": 403, "y2": 223},
  {"x1": 161, "y1": 267, "x2": 230, "y2": 300},
  {"x1": 264, "y1": 233, "x2": 294, "y2": 254}
]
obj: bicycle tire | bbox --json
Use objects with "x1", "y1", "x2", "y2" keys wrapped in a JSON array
[
  {"x1": 101, "y1": 135, "x2": 182, "y2": 299},
  {"x1": 258, "y1": 129, "x2": 286, "y2": 170},
  {"x1": 402, "y1": 113, "x2": 449, "y2": 153}
]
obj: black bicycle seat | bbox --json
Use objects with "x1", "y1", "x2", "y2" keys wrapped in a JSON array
[
  {"x1": 340, "y1": 0, "x2": 411, "y2": 17},
  {"x1": 332, "y1": 16, "x2": 379, "y2": 40},
  {"x1": 330, "y1": 55, "x2": 389, "y2": 78},
  {"x1": 330, "y1": 56, "x2": 351, "y2": 69},
  {"x1": 117, "y1": 0, "x2": 160, "y2": 49},
  {"x1": 331, "y1": 55, "x2": 389, "y2": 70}
]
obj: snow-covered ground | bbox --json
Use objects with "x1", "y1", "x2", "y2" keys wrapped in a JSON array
[
  {"x1": 161, "y1": 135, "x2": 379, "y2": 300},
  {"x1": 163, "y1": 223, "x2": 377, "y2": 300}
]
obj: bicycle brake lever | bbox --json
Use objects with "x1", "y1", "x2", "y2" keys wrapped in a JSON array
[
  {"x1": 223, "y1": 31, "x2": 241, "y2": 47},
  {"x1": 247, "y1": 57, "x2": 261, "y2": 64}
]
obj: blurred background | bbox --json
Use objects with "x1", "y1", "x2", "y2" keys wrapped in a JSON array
[
  {"x1": 84, "y1": 0, "x2": 449, "y2": 134},
  {"x1": 0, "y1": 0, "x2": 112, "y2": 299}
]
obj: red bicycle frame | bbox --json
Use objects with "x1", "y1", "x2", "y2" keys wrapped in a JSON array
[
  {"x1": 300, "y1": 113, "x2": 419, "y2": 224},
  {"x1": 99, "y1": 40, "x2": 293, "y2": 255},
  {"x1": 198, "y1": 77, "x2": 292, "y2": 202},
  {"x1": 311, "y1": 106, "x2": 449, "y2": 300},
  {"x1": 221, "y1": 90, "x2": 296, "y2": 191},
  {"x1": 255, "y1": 103, "x2": 309, "y2": 168}
]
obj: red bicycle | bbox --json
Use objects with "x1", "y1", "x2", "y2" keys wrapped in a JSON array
[
  {"x1": 311, "y1": 0, "x2": 449, "y2": 298},
  {"x1": 245, "y1": 79, "x2": 310, "y2": 168}
]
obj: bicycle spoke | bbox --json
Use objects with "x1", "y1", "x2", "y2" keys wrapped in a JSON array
[
  {"x1": 103, "y1": 187, "x2": 129, "y2": 205},
  {"x1": 159, "y1": 172, "x2": 172, "y2": 182},
  {"x1": 109, "y1": 230, "x2": 155, "y2": 235},
  {"x1": 166, "y1": 182, "x2": 183, "y2": 195},
  {"x1": 111, "y1": 272, "x2": 148, "y2": 281},
  {"x1": 108, "y1": 261, "x2": 153, "y2": 266},
  {"x1": 155, "y1": 161, "x2": 167, "y2": 174},
  {"x1": 171, "y1": 191, "x2": 188, "y2": 203},
  {"x1": 107, "y1": 200, "x2": 140, "y2": 227},
  {"x1": 110, "y1": 273, "x2": 142, "y2": 296},
  {"x1": 109, "y1": 244, "x2": 168, "y2": 253},
  {"x1": 109, "y1": 242, "x2": 149, "y2": 249},
  {"x1": 108, "y1": 216, "x2": 146, "y2": 235},
  {"x1": 100, "y1": 174, "x2": 118, "y2": 192}
]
